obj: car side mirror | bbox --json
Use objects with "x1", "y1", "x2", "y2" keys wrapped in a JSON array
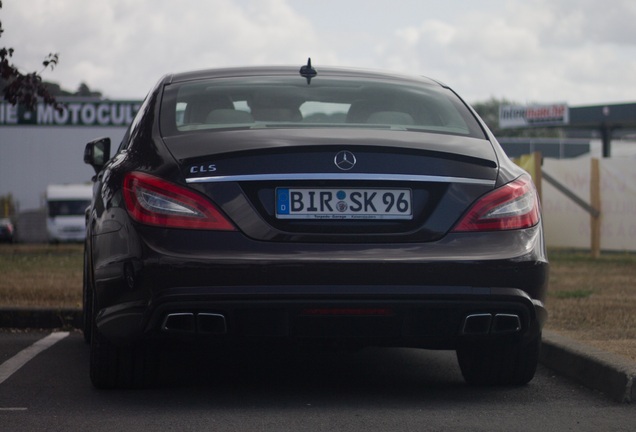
[{"x1": 84, "y1": 137, "x2": 111, "y2": 174}]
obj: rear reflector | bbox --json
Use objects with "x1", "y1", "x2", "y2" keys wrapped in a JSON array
[
  {"x1": 301, "y1": 308, "x2": 394, "y2": 316},
  {"x1": 123, "y1": 172, "x2": 235, "y2": 230},
  {"x1": 452, "y1": 174, "x2": 540, "y2": 232}
]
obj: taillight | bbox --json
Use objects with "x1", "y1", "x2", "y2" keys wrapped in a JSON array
[
  {"x1": 451, "y1": 174, "x2": 540, "y2": 232},
  {"x1": 122, "y1": 172, "x2": 235, "y2": 231}
]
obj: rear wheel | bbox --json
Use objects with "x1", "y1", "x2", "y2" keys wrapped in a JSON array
[
  {"x1": 88, "y1": 290, "x2": 159, "y2": 388},
  {"x1": 456, "y1": 333, "x2": 541, "y2": 386},
  {"x1": 81, "y1": 246, "x2": 93, "y2": 344},
  {"x1": 89, "y1": 327, "x2": 159, "y2": 389}
]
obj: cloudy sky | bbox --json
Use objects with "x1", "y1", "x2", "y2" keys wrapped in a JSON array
[{"x1": 3, "y1": 0, "x2": 636, "y2": 105}]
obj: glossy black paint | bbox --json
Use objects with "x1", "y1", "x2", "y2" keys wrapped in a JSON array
[{"x1": 84, "y1": 66, "x2": 548, "y2": 387}]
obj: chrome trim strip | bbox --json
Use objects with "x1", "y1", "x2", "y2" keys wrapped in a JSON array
[{"x1": 186, "y1": 173, "x2": 495, "y2": 185}]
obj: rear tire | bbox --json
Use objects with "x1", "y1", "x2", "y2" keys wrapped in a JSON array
[
  {"x1": 88, "y1": 291, "x2": 159, "y2": 389},
  {"x1": 82, "y1": 246, "x2": 93, "y2": 345},
  {"x1": 90, "y1": 328, "x2": 159, "y2": 389},
  {"x1": 456, "y1": 332, "x2": 541, "y2": 386}
]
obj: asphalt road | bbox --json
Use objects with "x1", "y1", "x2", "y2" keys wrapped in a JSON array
[{"x1": 1, "y1": 331, "x2": 634, "y2": 431}]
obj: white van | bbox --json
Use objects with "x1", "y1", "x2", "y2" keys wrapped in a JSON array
[{"x1": 46, "y1": 183, "x2": 92, "y2": 242}]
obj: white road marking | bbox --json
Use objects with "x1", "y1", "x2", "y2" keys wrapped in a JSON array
[{"x1": 0, "y1": 331, "x2": 69, "y2": 386}]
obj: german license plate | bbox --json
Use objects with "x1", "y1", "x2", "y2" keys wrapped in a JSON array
[{"x1": 275, "y1": 188, "x2": 412, "y2": 220}]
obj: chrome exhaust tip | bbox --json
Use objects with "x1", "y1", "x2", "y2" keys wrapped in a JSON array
[
  {"x1": 161, "y1": 312, "x2": 228, "y2": 335},
  {"x1": 197, "y1": 313, "x2": 227, "y2": 335},
  {"x1": 461, "y1": 313, "x2": 492, "y2": 335},
  {"x1": 162, "y1": 313, "x2": 195, "y2": 333},
  {"x1": 492, "y1": 313, "x2": 521, "y2": 334},
  {"x1": 461, "y1": 313, "x2": 522, "y2": 336}
]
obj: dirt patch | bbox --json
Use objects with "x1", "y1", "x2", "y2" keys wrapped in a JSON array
[
  {"x1": 0, "y1": 244, "x2": 83, "y2": 308},
  {"x1": 545, "y1": 251, "x2": 636, "y2": 362}
]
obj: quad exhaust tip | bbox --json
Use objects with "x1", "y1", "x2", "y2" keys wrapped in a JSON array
[
  {"x1": 161, "y1": 311, "x2": 520, "y2": 337},
  {"x1": 462, "y1": 313, "x2": 521, "y2": 335},
  {"x1": 162, "y1": 312, "x2": 227, "y2": 335}
]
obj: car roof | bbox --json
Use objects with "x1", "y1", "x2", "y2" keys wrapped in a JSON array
[{"x1": 163, "y1": 65, "x2": 447, "y2": 89}]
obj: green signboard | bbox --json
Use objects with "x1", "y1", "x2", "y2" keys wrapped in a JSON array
[{"x1": 0, "y1": 100, "x2": 142, "y2": 127}]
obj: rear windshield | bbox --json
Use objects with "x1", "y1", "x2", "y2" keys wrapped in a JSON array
[{"x1": 159, "y1": 76, "x2": 485, "y2": 139}]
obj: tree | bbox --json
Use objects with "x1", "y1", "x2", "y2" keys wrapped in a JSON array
[
  {"x1": 75, "y1": 82, "x2": 102, "y2": 98},
  {"x1": 0, "y1": 1, "x2": 61, "y2": 111},
  {"x1": 0, "y1": 193, "x2": 16, "y2": 217}
]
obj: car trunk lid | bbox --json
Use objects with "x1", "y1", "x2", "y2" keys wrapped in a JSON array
[{"x1": 165, "y1": 129, "x2": 499, "y2": 242}]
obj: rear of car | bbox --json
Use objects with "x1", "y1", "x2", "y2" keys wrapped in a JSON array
[{"x1": 83, "y1": 64, "x2": 548, "y2": 388}]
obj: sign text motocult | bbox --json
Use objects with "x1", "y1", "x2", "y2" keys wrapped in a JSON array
[{"x1": 0, "y1": 100, "x2": 142, "y2": 127}]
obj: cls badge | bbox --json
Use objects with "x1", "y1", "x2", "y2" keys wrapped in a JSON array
[{"x1": 189, "y1": 164, "x2": 216, "y2": 174}]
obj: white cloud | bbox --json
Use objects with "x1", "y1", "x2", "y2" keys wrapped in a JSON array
[
  {"x1": 532, "y1": 0, "x2": 636, "y2": 46},
  {"x1": 361, "y1": 0, "x2": 636, "y2": 104},
  {"x1": 3, "y1": 0, "x2": 336, "y2": 98},
  {"x1": 2, "y1": 0, "x2": 635, "y2": 104},
  {"x1": 395, "y1": 27, "x2": 421, "y2": 47}
]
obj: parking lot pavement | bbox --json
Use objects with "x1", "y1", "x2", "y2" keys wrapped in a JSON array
[
  {"x1": 1, "y1": 307, "x2": 635, "y2": 402},
  {"x1": 0, "y1": 331, "x2": 68, "y2": 386}
]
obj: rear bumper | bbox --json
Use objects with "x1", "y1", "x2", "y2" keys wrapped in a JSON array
[
  {"x1": 92, "y1": 225, "x2": 548, "y2": 348},
  {"x1": 95, "y1": 285, "x2": 546, "y2": 349}
]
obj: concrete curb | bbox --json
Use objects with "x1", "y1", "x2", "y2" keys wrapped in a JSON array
[
  {"x1": 540, "y1": 330, "x2": 636, "y2": 403},
  {"x1": 1, "y1": 309, "x2": 634, "y2": 402},
  {"x1": 0, "y1": 307, "x2": 82, "y2": 330}
]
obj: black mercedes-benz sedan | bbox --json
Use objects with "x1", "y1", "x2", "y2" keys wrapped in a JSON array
[{"x1": 82, "y1": 60, "x2": 548, "y2": 388}]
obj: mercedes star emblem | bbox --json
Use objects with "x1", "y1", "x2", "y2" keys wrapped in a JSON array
[{"x1": 334, "y1": 150, "x2": 356, "y2": 171}]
